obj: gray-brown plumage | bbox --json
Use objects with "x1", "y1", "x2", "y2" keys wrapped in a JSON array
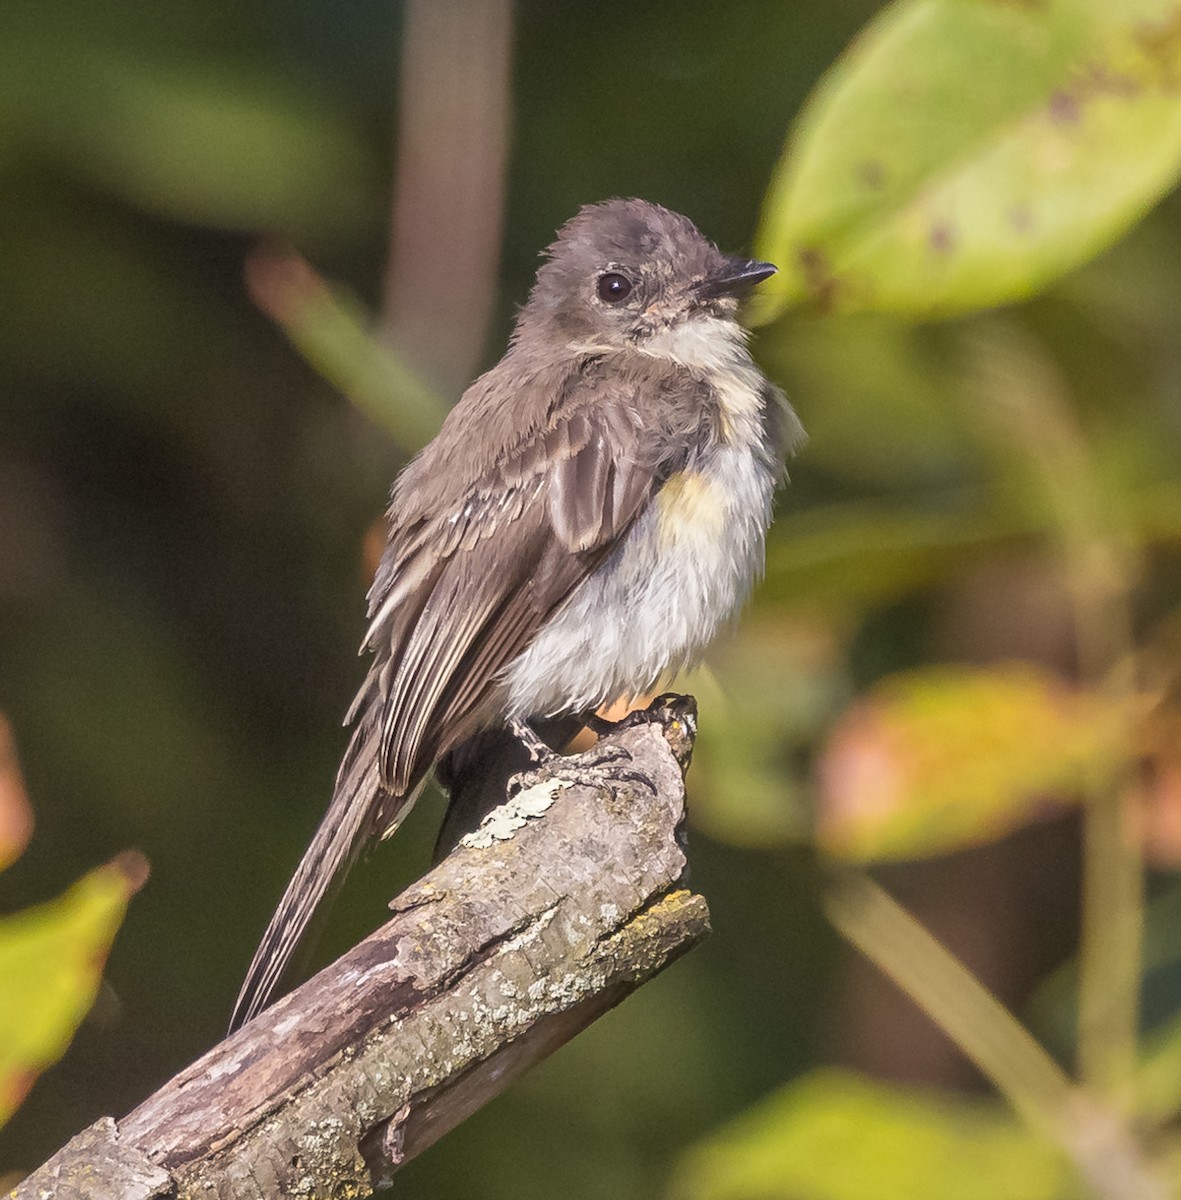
[{"x1": 230, "y1": 199, "x2": 804, "y2": 1030}]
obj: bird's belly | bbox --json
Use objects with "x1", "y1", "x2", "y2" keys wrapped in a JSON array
[{"x1": 502, "y1": 443, "x2": 776, "y2": 718}]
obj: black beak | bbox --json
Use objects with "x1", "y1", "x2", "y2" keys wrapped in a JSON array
[{"x1": 695, "y1": 257, "x2": 777, "y2": 300}]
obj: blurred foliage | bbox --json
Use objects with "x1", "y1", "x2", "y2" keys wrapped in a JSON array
[
  {"x1": 4, "y1": 0, "x2": 1181, "y2": 1197},
  {"x1": 0, "y1": 712, "x2": 144, "y2": 1134},
  {"x1": 0, "y1": 7, "x2": 378, "y2": 240},
  {"x1": 699, "y1": 0, "x2": 1181, "y2": 1192},
  {"x1": 814, "y1": 663, "x2": 1121, "y2": 863},
  {"x1": 672, "y1": 1068, "x2": 1073, "y2": 1200},
  {"x1": 0, "y1": 851, "x2": 145, "y2": 1129}
]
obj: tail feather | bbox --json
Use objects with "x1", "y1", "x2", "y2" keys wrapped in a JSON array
[{"x1": 228, "y1": 722, "x2": 419, "y2": 1032}]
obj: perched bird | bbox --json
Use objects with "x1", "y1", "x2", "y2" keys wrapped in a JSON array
[{"x1": 231, "y1": 199, "x2": 804, "y2": 1029}]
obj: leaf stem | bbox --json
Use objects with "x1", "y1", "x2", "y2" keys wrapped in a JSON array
[
  {"x1": 828, "y1": 873, "x2": 1169, "y2": 1199},
  {"x1": 962, "y1": 323, "x2": 1144, "y2": 1107},
  {"x1": 1071, "y1": 556, "x2": 1142, "y2": 1106},
  {"x1": 826, "y1": 873, "x2": 1073, "y2": 1135}
]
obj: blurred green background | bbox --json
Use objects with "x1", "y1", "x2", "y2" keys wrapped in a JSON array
[{"x1": 4, "y1": 0, "x2": 1181, "y2": 1196}]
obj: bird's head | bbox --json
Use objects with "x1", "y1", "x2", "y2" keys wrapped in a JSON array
[{"x1": 517, "y1": 198, "x2": 775, "y2": 356}]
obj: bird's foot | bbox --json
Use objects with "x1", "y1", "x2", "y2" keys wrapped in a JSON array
[
  {"x1": 508, "y1": 717, "x2": 555, "y2": 764},
  {"x1": 586, "y1": 693, "x2": 696, "y2": 735},
  {"x1": 509, "y1": 757, "x2": 655, "y2": 799},
  {"x1": 586, "y1": 694, "x2": 698, "y2": 770},
  {"x1": 508, "y1": 718, "x2": 654, "y2": 797}
]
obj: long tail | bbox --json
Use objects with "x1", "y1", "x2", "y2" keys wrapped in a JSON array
[{"x1": 228, "y1": 721, "x2": 417, "y2": 1032}]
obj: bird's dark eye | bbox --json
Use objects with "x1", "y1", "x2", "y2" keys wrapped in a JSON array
[{"x1": 596, "y1": 272, "x2": 633, "y2": 304}]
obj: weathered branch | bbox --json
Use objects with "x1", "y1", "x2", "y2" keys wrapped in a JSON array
[{"x1": 12, "y1": 697, "x2": 706, "y2": 1200}]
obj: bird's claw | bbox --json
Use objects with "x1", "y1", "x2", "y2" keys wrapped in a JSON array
[{"x1": 509, "y1": 741, "x2": 656, "y2": 799}]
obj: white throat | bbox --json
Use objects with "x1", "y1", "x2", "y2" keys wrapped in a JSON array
[{"x1": 637, "y1": 314, "x2": 749, "y2": 375}]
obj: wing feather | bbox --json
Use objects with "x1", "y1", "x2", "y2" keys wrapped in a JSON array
[{"x1": 379, "y1": 570, "x2": 510, "y2": 791}]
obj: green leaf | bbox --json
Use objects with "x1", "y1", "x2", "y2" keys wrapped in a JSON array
[
  {"x1": 1136, "y1": 1009, "x2": 1181, "y2": 1124},
  {"x1": 815, "y1": 664, "x2": 1123, "y2": 861},
  {"x1": 755, "y1": 0, "x2": 1181, "y2": 321},
  {"x1": 0, "y1": 853, "x2": 147, "y2": 1127},
  {"x1": 671, "y1": 1068, "x2": 1072, "y2": 1200}
]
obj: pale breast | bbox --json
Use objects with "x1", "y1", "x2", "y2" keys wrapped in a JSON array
[{"x1": 502, "y1": 324, "x2": 779, "y2": 719}]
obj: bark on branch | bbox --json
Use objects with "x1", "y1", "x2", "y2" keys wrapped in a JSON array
[{"x1": 12, "y1": 697, "x2": 706, "y2": 1200}]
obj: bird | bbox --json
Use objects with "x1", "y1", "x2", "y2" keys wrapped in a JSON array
[{"x1": 230, "y1": 198, "x2": 804, "y2": 1030}]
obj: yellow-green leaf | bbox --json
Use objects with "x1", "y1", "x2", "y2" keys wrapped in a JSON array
[
  {"x1": 1136, "y1": 1009, "x2": 1181, "y2": 1124},
  {"x1": 815, "y1": 664, "x2": 1123, "y2": 861},
  {"x1": 755, "y1": 0, "x2": 1181, "y2": 321},
  {"x1": 671, "y1": 1068, "x2": 1071, "y2": 1200},
  {"x1": 0, "y1": 853, "x2": 147, "y2": 1127}
]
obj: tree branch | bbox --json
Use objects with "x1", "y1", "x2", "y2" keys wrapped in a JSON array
[{"x1": 12, "y1": 697, "x2": 706, "y2": 1199}]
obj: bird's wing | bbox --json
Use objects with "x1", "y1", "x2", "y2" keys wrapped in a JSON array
[
  {"x1": 372, "y1": 381, "x2": 653, "y2": 792},
  {"x1": 230, "y1": 366, "x2": 669, "y2": 1029}
]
